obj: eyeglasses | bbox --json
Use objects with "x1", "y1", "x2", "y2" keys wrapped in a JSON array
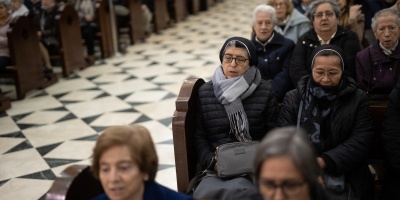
[
  {"x1": 271, "y1": 2, "x2": 287, "y2": 8},
  {"x1": 223, "y1": 54, "x2": 249, "y2": 66},
  {"x1": 260, "y1": 179, "x2": 306, "y2": 197},
  {"x1": 313, "y1": 11, "x2": 335, "y2": 19},
  {"x1": 312, "y1": 69, "x2": 341, "y2": 79}
]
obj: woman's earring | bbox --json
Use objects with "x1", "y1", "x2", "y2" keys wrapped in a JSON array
[{"x1": 144, "y1": 175, "x2": 149, "y2": 181}]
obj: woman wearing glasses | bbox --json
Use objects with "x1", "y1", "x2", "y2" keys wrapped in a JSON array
[
  {"x1": 193, "y1": 36, "x2": 279, "y2": 199},
  {"x1": 225, "y1": 127, "x2": 327, "y2": 200},
  {"x1": 289, "y1": 0, "x2": 360, "y2": 86},
  {"x1": 277, "y1": 44, "x2": 374, "y2": 200}
]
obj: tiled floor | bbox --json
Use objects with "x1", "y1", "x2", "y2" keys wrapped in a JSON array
[{"x1": 0, "y1": 0, "x2": 264, "y2": 199}]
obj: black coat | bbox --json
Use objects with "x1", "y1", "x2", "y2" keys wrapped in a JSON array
[
  {"x1": 34, "y1": 4, "x2": 60, "y2": 47},
  {"x1": 195, "y1": 79, "x2": 278, "y2": 169},
  {"x1": 289, "y1": 26, "x2": 360, "y2": 86},
  {"x1": 277, "y1": 76, "x2": 374, "y2": 200},
  {"x1": 252, "y1": 31, "x2": 295, "y2": 102},
  {"x1": 381, "y1": 81, "x2": 400, "y2": 199}
]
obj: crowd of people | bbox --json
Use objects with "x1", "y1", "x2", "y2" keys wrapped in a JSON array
[{"x1": 190, "y1": 0, "x2": 399, "y2": 200}]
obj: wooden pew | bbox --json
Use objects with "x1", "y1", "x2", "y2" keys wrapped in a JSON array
[
  {"x1": 45, "y1": 165, "x2": 104, "y2": 200},
  {"x1": 0, "y1": 95, "x2": 11, "y2": 111},
  {"x1": 172, "y1": 78, "x2": 205, "y2": 193},
  {"x1": 127, "y1": 0, "x2": 146, "y2": 44},
  {"x1": 0, "y1": 16, "x2": 56, "y2": 100},
  {"x1": 173, "y1": 0, "x2": 187, "y2": 22},
  {"x1": 96, "y1": 0, "x2": 118, "y2": 58},
  {"x1": 187, "y1": 0, "x2": 200, "y2": 14},
  {"x1": 55, "y1": 4, "x2": 86, "y2": 77},
  {"x1": 200, "y1": 0, "x2": 215, "y2": 11},
  {"x1": 153, "y1": 0, "x2": 168, "y2": 33}
]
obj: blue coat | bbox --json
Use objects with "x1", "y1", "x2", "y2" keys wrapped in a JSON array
[
  {"x1": 252, "y1": 31, "x2": 295, "y2": 102},
  {"x1": 92, "y1": 181, "x2": 193, "y2": 200}
]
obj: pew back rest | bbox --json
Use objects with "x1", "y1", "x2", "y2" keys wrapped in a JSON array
[
  {"x1": 55, "y1": 4, "x2": 86, "y2": 77},
  {"x1": 45, "y1": 165, "x2": 104, "y2": 200},
  {"x1": 172, "y1": 78, "x2": 205, "y2": 193},
  {"x1": 96, "y1": 0, "x2": 117, "y2": 58},
  {"x1": 1, "y1": 16, "x2": 45, "y2": 99}
]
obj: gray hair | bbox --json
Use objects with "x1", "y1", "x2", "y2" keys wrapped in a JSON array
[
  {"x1": 253, "y1": 127, "x2": 321, "y2": 194},
  {"x1": 252, "y1": 4, "x2": 277, "y2": 25},
  {"x1": 309, "y1": 0, "x2": 341, "y2": 21},
  {"x1": 371, "y1": 8, "x2": 400, "y2": 31},
  {"x1": 0, "y1": 0, "x2": 11, "y2": 10}
]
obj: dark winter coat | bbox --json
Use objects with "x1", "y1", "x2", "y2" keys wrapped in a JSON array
[
  {"x1": 195, "y1": 79, "x2": 278, "y2": 169},
  {"x1": 356, "y1": 41, "x2": 400, "y2": 96},
  {"x1": 34, "y1": 4, "x2": 60, "y2": 48},
  {"x1": 381, "y1": 81, "x2": 400, "y2": 199},
  {"x1": 277, "y1": 76, "x2": 374, "y2": 200},
  {"x1": 252, "y1": 31, "x2": 295, "y2": 102},
  {"x1": 289, "y1": 26, "x2": 360, "y2": 86}
]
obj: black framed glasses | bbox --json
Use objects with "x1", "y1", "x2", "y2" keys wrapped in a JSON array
[
  {"x1": 260, "y1": 179, "x2": 306, "y2": 197},
  {"x1": 223, "y1": 54, "x2": 249, "y2": 66},
  {"x1": 313, "y1": 11, "x2": 335, "y2": 19}
]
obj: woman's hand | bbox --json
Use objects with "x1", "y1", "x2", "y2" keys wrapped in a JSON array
[
  {"x1": 85, "y1": 14, "x2": 94, "y2": 22},
  {"x1": 316, "y1": 157, "x2": 326, "y2": 169},
  {"x1": 318, "y1": 175, "x2": 325, "y2": 188},
  {"x1": 349, "y1": 5, "x2": 362, "y2": 23}
]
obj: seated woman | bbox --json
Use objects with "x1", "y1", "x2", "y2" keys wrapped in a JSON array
[
  {"x1": 11, "y1": 0, "x2": 29, "y2": 20},
  {"x1": 266, "y1": 0, "x2": 310, "y2": 43},
  {"x1": 251, "y1": 4, "x2": 295, "y2": 103},
  {"x1": 356, "y1": 8, "x2": 400, "y2": 100},
  {"x1": 277, "y1": 44, "x2": 374, "y2": 200},
  {"x1": 0, "y1": 0, "x2": 12, "y2": 68},
  {"x1": 382, "y1": 79, "x2": 400, "y2": 199},
  {"x1": 337, "y1": 0, "x2": 365, "y2": 48},
  {"x1": 74, "y1": 0, "x2": 96, "y2": 65},
  {"x1": 193, "y1": 36, "x2": 278, "y2": 199},
  {"x1": 91, "y1": 124, "x2": 193, "y2": 200},
  {"x1": 226, "y1": 127, "x2": 327, "y2": 200},
  {"x1": 289, "y1": 0, "x2": 360, "y2": 86}
]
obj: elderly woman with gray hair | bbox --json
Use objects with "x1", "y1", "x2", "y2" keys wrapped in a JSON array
[
  {"x1": 251, "y1": 4, "x2": 295, "y2": 102},
  {"x1": 356, "y1": 8, "x2": 400, "y2": 100},
  {"x1": 0, "y1": 0, "x2": 12, "y2": 69},
  {"x1": 266, "y1": 0, "x2": 310, "y2": 43},
  {"x1": 278, "y1": 44, "x2": 374, "y2": 200}
]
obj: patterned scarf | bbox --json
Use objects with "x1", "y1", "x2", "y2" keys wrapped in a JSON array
[
  {"x1": 212, "y1": 65, "x2": 261, "y2": 142},
  {"x1": 300, "y1": 78, "x2": 343, "y2": 153}
]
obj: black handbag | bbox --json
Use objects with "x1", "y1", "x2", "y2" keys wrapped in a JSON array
[{"x1": 215, "y1": 141, "x2": 259, "y2": 178}]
